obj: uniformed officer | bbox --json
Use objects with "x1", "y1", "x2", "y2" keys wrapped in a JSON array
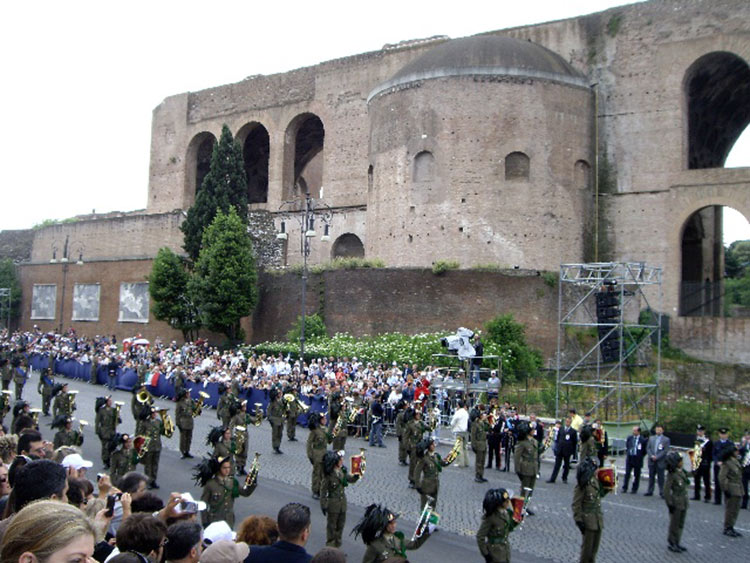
[
  {"x1": 172, "y1": 365, "x2": 186, "y2": 399},
  {"x1": 131, "y1": 385, "x2": 151, "y2": 436},
  {"x1": 307, "y1": 413, "x2": 331, "y2": 500},
  {"x1": 196, "y1": 455, "x2": 256, "y2": 529},
  {"x1": 740, "y1": 429, "x2": 750, "y2": 510},
  {"x1": 140, "y1": 407, "x2": 165, "y2": 489},
  {"x1": 692, "y1": 424, "x2": 713, "y2": 501},
  {"x1": 394, "y1": 400, "x2": 408, "y2": 466},
  {"x1": 414, "y1": 437, "x2": 451, "y2": 511},
  {"x1": 664, "y1": 451, "x2": 689, "y2": 552},
  {"x1": 94, "y1": 396, "x2": 119, "y2": 467},
  {"x1": 11, "y1": 349, "x2": 27, "y2": 401},
  {"x1": 579, "y1": 425, "x2": 598, "y2": 463},
  {"x1": 37, "y1": 368, "x2": 55, "y2": 416},
  {"x1": 713, "y1": 427, "x2": 732, "y2": 505},
  {"x1": 352, "y1": 503, "x2": 431, "y2": 562},
  {"x1": 572, "y1": 457, "x2": 609, "y2": 563},
  {"x1": 52, "y1": 383, "x2": 75, "y2": 418},
  {"x1": 285, "y1": 388, "x2": 300, "y2": 441},
  {"x1": 320, "y1": 450, "x2": 360, "y2": 547},
  {"x1": 216, "y1": 384, "x2": 234, "y2": 428},
  {"x1": 0, "y1": 389, "x2": 11, "y2": 427},
  {"x1": 405, "y1": 408, "x2": 426, "y2": 488},
  {"x1": 108, "y1": 433, "x2": 136, "y2": 487},
  {"x1": 175, "y1": 389, "x2": 195, "y2": 459},
  {"x1": 514, "y1": 422, "x2": 539, "y2": 515},
  {"x1": 268, "y1": 387, "x2": 285, "y2": 454},
  {"x1": 719, "y1": 444, "x2": 744, "y2": 537},
  {"x1": 51, "y1": 415, "x2": 84, "y2": 449},
  {"x1": 477, "y1": 488, "x2": 519, "y2": 563},
  {"x1": 0, "y1": 348, "x2": 12, "y2": 391},
  {"x1": 229, "y1": 401, "x2": 249, "y2": 475},
  {"x1": 472, "y1": 410, "x2": 489, "y2": 483}
]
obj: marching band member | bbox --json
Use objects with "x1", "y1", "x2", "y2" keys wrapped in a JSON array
[
  {"x1": 229, "y1": 400, "x2": 250, "y2": 475},
  {"x1": 94, "y1": 395, "x2": 119, "y2": 468},
  {"x1": 414, "y1": 437, "x2": 451, "y2": 511},
  {"x1": 692, "y1": 424, "x2": 713, "y2": 501},
  {"x1": 175, "y1": 388, "x2": 195, "y2": 459},
  {"x1": 476, "y1": 488, "x2": 519, "y2": 563},
  {"x1": 572, "y1": 457, "x2": 609, "y2": 563},
  {"x1": 320, "y1": 450, "x2": 359, "y2": 547},
  {"x1": 268, "y1": 387, "x2": 285, "y2": 454},
  {"x1": 51, "y1": 414, "x2": 83, "y2": 449},
  {"x1": 207, "y1": 426, "x2": 235, "y2": 474},
  {"x1": 195, "y1": 455, "x2": 256, "y2": 529},
  {"x1": 352, "y1": 503, "x2": 431, "y2": 563},
  {"x1": 140, "y1": 406, "x2": 165, "y2": 489},
  {"x1": 307, "y1": 412, "x2": 331, "y2": 500},
  {"x1": 664, "y1": 451, "x2": 689, "y2": 552},
  {"x1": 471, "y1": 410, "x2": 489, "y2": 483},
  {"x1": 719, "y1": 444, "x2": 744, "y2": 537},
  {"x1": 513, "y1": 422, "x2": 538, "y2": 515},
  {"x1": 52, "y1": 382, "x2": 75, "y2": 418},
  {"x1": 405, "y1": 408, "x2": 426, "y2": 488},
  {"x1": 108, "y1": 433, "x2": 136, "y2": 487}
]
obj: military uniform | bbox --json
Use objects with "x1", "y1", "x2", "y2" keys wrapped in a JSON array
[
  {"x1": 514, "y1": 437, "x2": 539, "y2": 491},
  {"x1": 217, "y1": 393, "x2": 233, "y2": 427},
  {"x1": 405, "y1": 418, "x2": 426, "y2": 485},
  {"x1": 320, "y1": 466, "x2": 359, "y2": 547},
  {"x1": 580, "y1": 436, "x2": 598, "y2": 463},
  {"x1": 307, "y1": 425, "x2": 332, "y2": 497},
  {"x1": 201, "y1": 474, "x2": 256, "y2": 529},
  {"x1": 229, "y1": 411, "x2": 249, "y2": 473},
  {"x1": 0, "y1": 354, "x2": 11, "y2": 391},
  {"x1": 38, "y1": 369, "x2": 55, "y2": 415},
  {"x1": 719, "y1": 454, "x2": 744, "y2": 533},
  {"x1": 395, "y1": 410, "x2": 407, "y2": 464},
  {"x1": 95, "y1": 405, "x2": 119, "y2": 466},
  {"x1": 89, "y1": 356, "x2": 99, "y2": 385},
  {"x1": 172, "y1": 368, "x2": 186, "y2": 398},
  {"x1": 12, "y1": 356, "x2": 27, "y2": 401},
  {"x1": 362, "y1": 530, "x2": 429, "y2": 563},
  {"x1": 175, "y1": 395, "x2": 194, "y2": 456},
  {"x1": 110, "y1": 446, "x2": 136, "y2": 487},
  {"x1": 53, "y1": 391, "x2": 75, "y2": 418},
  {"x1": 53, "y1": 428, "x2": 83, "y2": 449},
  {"x1": 332, "y1": 419, "x2": 347, "y2": 453},
  {"x1": 268, "y1": 398, "x2": 285, "y2": 452},
  {"x1": 415, "y1": 450, "x2": 450, "y2": 510},
  {"x1": 472, "y1": 419, "x2": 489, "y2": 481},
  {"x1": 285, "y1": 397, "x2": 300, "y2": 440},
  {"x1": 572, "y1": 476, "x2": 608, "y2": 563},
  {"x1": 477, "y1": 507, "x2": 518, "y2": 563},
  {"x1": 140, "y1": 416, "x2": 164, "y2": 486},
  {"x1": 213, "y1": 438, "x2": 236, "y2": 475},
  {"x1": 664, "y1": 467, "x2": 689, "y2": 548}
]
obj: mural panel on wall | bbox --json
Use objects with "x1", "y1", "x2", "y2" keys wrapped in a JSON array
[
  {"x1": 118, "y1": 282, "x2": 150, "y2": 323},
  {"x1": 31, "y1": 284, "x2": 57, "y2": 320},
  {"x1": 72, "y1": 283, "x2": 100, "y2": 321}
]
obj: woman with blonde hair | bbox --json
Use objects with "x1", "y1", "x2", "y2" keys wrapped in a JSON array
[{"x1": 0, "y1": 499, "x2": 96, "y2": 563}]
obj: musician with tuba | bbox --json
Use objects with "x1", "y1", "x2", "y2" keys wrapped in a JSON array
[
  {"x1": 229, "y1": 400, "x2": 250, "y2": 475},
  {"x1": 51, "y1": 415, "x2": 84, "y2": 449},
  {"x1": 175, "y1": 389, "x2": 195, "y2": 459},
  {"x1": 352, "y1": 503, "x2": 431, "y2": 562},
  {"x1": 572, "y1": 457, "x2": 610, "y2": 563},
  {"x1": 414, "y1": 437, "x2": 452, "y2": 511},
  {"x1": 476, "y1": 488, "x2": 520, "y2": 563},
  {"x1": 319, "y1": 450, "x2": 360, "y2": 547},
  {"x1": 94, "y1": 395, "x2": 119, "y2": 468},
  {"x1": 194, "y1": 455, "x2": 256, "y2": 529},
  {"x1": 691, "y1": 424, "x2": 713, "y2": 501},
  {"x1": 139, "y1": 406, "x2": 166, "y2": 489},
  {"x1": 131, "y1": 385, "x2": 152, "y2": 435},
  {"x1": 283, "y1": 387, "x2": 303, "y2": 442}
]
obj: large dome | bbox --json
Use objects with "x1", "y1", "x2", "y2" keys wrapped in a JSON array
[{"x1": 369, "y1": 35, "x2": 586, "y2": 102}]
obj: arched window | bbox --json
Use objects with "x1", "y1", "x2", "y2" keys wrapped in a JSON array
[
  {"x1": 283, "y1": 114, "x2": 325, "y2": 199},
  {"x1": 505, "y1": 151, "x2": 530, "y2": 180},
  {"x1": 237, "y1": 123, "x2": 270, "y2": 204},
  {"x1": 332, "y1": 233, "x2": 364, "y2": 259},
  {"x1": 413, "y1": 151, "x2": 435, "y2": 183},
  {"x1": 184, "y1": 132, "x2": 217, "y2": 207},
  {"x1": 684, "y1": 52, "x2": 750, "y2": 169}
]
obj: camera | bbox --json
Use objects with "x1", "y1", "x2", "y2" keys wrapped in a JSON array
[{"x1": 440, "y1": 327, "x2": 476, "y2": 360}]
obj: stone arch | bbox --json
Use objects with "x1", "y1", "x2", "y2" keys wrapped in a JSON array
[
  {"x1": 184, "y1": 132, "x2": 216, "y2": 207},
  {"x1": 283, "y1": 113, "x2": 325, "y2": 200},
  {"x1": 236, "y1": 122, "x2": 270, "y2": 204},
  {"x1": 505, "y1": 151, "x2": 530, "y2": 180},
  {"x1": 332, "y1": 233, "x2": 364, "y2": 259},
  {"x1": 413, "y1": 151, "x2": 435, "y2": 183},
  {"x1": 684, "y1": 51, "x2": 750, "y2": 169}
]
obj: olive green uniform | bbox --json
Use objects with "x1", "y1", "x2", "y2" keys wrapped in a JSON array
[
  {"x1": 514, "y1": 437, "x2": 539, "y2": 491},
  {"x1": 38, "y1": 371, "x2": 54, "y2": 416},
  {"x1": 572, "y1": 476, "x2": 608, "y2": 563},
  {"x1": 415, "y1": 451, "x2": 450, "y2": 510},
  {"x1": 405, "y1": 418, "x2": 426, "y2": 484},
  {"x1": 53, "y1": 392, "x2": 74, "y2": 418},
  {"x1": 580, "y1": 437, "x2": 598, "y2": 463},
  {"x1": 477, "y1": 507, "x2": 518, "y2": 563},
  {"x1": 217, "y1": 393, "x2": 233, "y2": 427},
  {"x1": 175, "y1": 396, "x2": 194, "y2": 456},
  {"x1": 110, "y1": 447, "x2": 136, "y2": 487},
  {"x1": 320, "y1": 466, "x2": 359, "y2": 547},
  {"x1": 95, "y1": 405, "x2": 118, "y2": 466},
  {"x1": 53, "y1": 428, "x2": 83, "y2": 449},
  {"x1": 285, "y1": 398, "x2": 300, "y2": 440},
  {"x1": 172, "y1": 369, "x2": 185, "y2": 398},
  {"x1": 362, "y1": 530, "x2": 430, "y2": 563},
  {"x1": 200, "y1": 474, "x2": 256, "y2": 529},
  {"x1": 229, "y1": 412, "x2": 249, "y2": 473},
  {"x1": 213, "y1": 439, "x2": 236, "y2": 475},
  {"x1": 664, "y1": 468, "x2": 689, "y2": 547},
  {"x1": 719, "y1": 455, "x2": 744, "y2": 531},
  {"x1": 140, "y1": 417, "x2": 164, "y2": 485},
  {"x1": 472, "y1": 420, "x2": 489, "y2": 480},
  {"x1": 13, "y1": 357, "x2": 27, "y2": 400},
  {"x1": 307, "y1": 426, "x2": 332, "y2": 497},
  {"x1": 395, "y1": 410, "x2": 407, "y2": 464},
  {"x1": 268, "y1": 398, "x2": 285, "y2": 451},
  {"x1": 131, "y1": 393, "x2": 145, "y2": 435}
]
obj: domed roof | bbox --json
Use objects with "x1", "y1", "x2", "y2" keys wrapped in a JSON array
[{"x1": 368, "y1": 35, "x2": 586, "y2": 102}]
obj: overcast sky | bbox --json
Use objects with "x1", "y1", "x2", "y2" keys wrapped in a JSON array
[{"x1": 1, "y1": 0, "x2": 748, "y2": 242}]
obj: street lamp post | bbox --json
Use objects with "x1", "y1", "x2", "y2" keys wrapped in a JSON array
[
  {"x1": 50, "y1": 235, "x2": 84, "y2": 334},
  {"x1": 277, "y1": 192, "x2": 332, "y2": 361}
]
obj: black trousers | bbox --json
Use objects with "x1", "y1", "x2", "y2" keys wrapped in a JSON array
[
  {"x1": 714, "y1": 463, "x2": 723, "y2": 504},
  {"x1": 742, "y1": 467, "x2": 750, "y2": 509},
  {"x1": 693, "y1": 463, "x2": 711, "y2": 500},
  {"x1": 622, "y1": 456, "x2": 643, "y2": 492},
  {"x1": 487, "y1": 438, "x2": 501, "y2": 468},
  {"x1": 549, "y1": 453, "x2": 572, "y2": 482}
]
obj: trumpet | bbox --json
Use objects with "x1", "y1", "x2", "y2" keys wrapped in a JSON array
[
  {"x1": 114, "y1": 401, "x2": 124, "y2": 421},
  {"x1": 412, "y1": 495, "x2": 439, "y2": 541},
  {"x1": 159, "y1": 409, "x2": 175, "y2": 438},
  {"x1": 443, "y1": 436, "x2": 462, "y2": 465},
  {"x1": 67, "y1": 390, "x2": 78, "y2": 412},
  {"x1": 428, "y1": 407, "x2": 441, "y2": 432},
  {"x1": 253, "y1": 402, "x2": 264, "y2": 427},
  {"x1": 193, "y1": 391, "x2": 210, "y2": 417},
  {"x1": 296, "y1": 397, "x2": 310, "y2": 413},
  {"x1": 246, "y1": 452, "x2": 261, "y2": 487},
  {"x1": 348, "y1": 406, "x2": 361, "y2": 424},
  {"x1": 234, "y1": 425, "x2": 247, "y2": 453},
  {"x1": 136, "y1": 388, "x2": 154, "y2": 405}
]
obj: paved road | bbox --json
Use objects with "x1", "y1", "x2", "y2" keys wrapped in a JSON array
[{"x1": 17, "y1": 373, "x2": 749, "y2": 563}]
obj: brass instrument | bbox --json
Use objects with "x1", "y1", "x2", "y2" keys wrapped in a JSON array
[
  {"x1": 133, "y1": 435, "x2": 151, "y2": 461},
  {"x1": 0, "y1": 390, "x2": 11, "y2": 417},
  {"x1": 246, "y1": 452, "x2": 261, "y2": 487},
  {"x1": 253, "y1": 402, "x2": 264, "y2": 427},
  {"x1": 296, "y1": 397, "x2": 310, "y2": 413},
  {"x1": 67, "y1": 390, "x2": 79, "y2": 412},
  {"x1": 114, "y1": 401, "x2": 124, "y2": 421},
  {"x1": 428, "y1": 407, "x2": 441, "y2": 432},
  {"x1": 511, "y1": 486, "x2": 533, "y2": 526},
  {"x1": 333, "y1": 408, "x2": 348, "y2": 436},
  {"x1": 443, "y1": 436, "x2": 463, "y2": 465},
  {"x1": 29, "y1": 408, "x2": 42, "y2": 426},
  {"x1": 542, "y1": 427, "x2": 554, "y2": 452},
  {"x1": 192, "y1": 391, "x2": 210, "y2": 417},
  {"x1": 742, "y1": 442, "x2": 750, "y2": 468},
  {"x1": 348, "y1": 405, "x2": 361, "y2": 424},
  {"x1": 79, "y1": 419, "x2": 89, "y2": 433},
  {"x1": 234, "y1": 425, "x2": 247, "y2": 453},
  {"x1": 136, "y1": 389, "x2": 154, "y2": 405},
  {"x1": 689, "y1": 439, "x2": 704, "y2": 471},
  {"x1": 411, "y1": 495, "x2": 440, "y2": 541},
  {"x1": 159, "y1": 408, "x2": 175, "y2": 438}
]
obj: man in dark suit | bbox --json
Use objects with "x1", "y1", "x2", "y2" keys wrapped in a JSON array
[
  {"x1": 245, "y1": 502, "x2": 312, "y2": 562},
  {"x1": 547, "y1": 416, "x2": 577, "y2": 483},
  {"x1": 645, "y1": 423, "x2": 670, "y2": 497},
  {"x1": 622, "y1": 425, "x2": 647, "y2": 493},
  {"x1": 692, "y1": 424, "x2": 713, "y2": 502},
  {"x1": 713, "y1": 427, "x2": 732, "y2": 505}
]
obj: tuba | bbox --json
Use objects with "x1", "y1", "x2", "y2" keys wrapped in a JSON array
[
  {"x1": 253, "y1": 403, "x2": 264, "y2": 426},
  {"x1": 136, "y1": 388, "x2": 154, "y2": 406},
  {"x1": 159, "y1": 409, "x2": 175, "y2": 438},
  {"x1": 412, "y1": 496, "x2": 440, "y2": 541},
  {"x1": 193, "y1": 391, "x2": 210, "y2": 417},
  {"x1": 443, "y1": 436, "x2": 463, "y2": 465},
  {"x1": 246, "y1": 452, "x2": 261, "y2": 487},
  {"x1": 234, "y1": 425, "x2": 247, "y2": 453}
]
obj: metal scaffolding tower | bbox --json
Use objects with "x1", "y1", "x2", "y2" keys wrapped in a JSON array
[{"x1": 555, "y1": 262, "x2": 662, "y2": 423}]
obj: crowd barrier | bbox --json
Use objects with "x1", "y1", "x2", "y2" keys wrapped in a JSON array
[{"x1": 27, "y1": 353, "x2": 325, "y2": 426}]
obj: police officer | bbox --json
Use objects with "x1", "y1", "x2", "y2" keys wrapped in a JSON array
[
  {"x1": 320, "y1": 450, "x2": 360, "y2": 547},
  {"x1": 719, "y1": 444, "x2": 744, "y2": 537},
  {"x1": 175, "y1": 389, "x2": 194, "y2": 459},
  {"x1": 514, "y1": 422, "x2": 538, "y2": 515},
  {"x1": 307, "y1": 413, "x2": 331, "y2": 500},
  {"x1": 268, "y1": 387, "x2": 285, "y2": 454},
  {"x1": 94, "y1": 396, "x2": 119, "y2": 467},
  {"x1": 140, "y1": 406, "x2": 165, "y2": 489},
  {"x1": 196, "y1": 456, "x2": 256, "y2": 529},
  {"x1": 471, "y1": 410, "x2": 489, "y2": 483}
]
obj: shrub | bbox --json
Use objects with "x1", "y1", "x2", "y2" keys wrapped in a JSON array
[{"x1": 431, "y1": 260, "x2": 459, "y2": 275}]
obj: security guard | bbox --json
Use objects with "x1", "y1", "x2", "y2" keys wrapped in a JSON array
[
  {"x1": 197, "y1": 456, "x2": 256, "y2": 529},
  {"x1": 94, "y1": 396, "x2": 119, "y2": 467},
  {"x1": 307, "y1": 413, "x2": 331, "y2": 499},
  {"x1": 175, "y1": 389, "x2": 195, "y2": 459},
  {"x1": 320, "y1": 450, "x2": 360, "y2": 547},
  {"x1": 477, "y1": 488, "x2": 519, "y2": 563},
  {"x1": 514, "y1": 422, "x2": 539, "y2": 515},
  {"x1": 472, "y1": 410, "x2": 489, "y2": 483},
  {"x1": 719, "y1": 444, "x2": 744, "y2": 537},
  {"x1": 572, "y1": 457, "x2": 609, "y2": 563}
]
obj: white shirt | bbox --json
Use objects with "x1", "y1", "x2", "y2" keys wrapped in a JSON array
[{"x1": 450, "y1": 408, "x2": 469, "y2": 433}]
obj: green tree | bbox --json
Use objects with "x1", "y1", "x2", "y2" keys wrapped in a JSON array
[
  {"x1": 484, "y1": 313, "x2": 543, "y2": 380},
  {"x1": 189, "y1": 208, "x2": 257, "y2": 342},
  {"x1": 286, "y1": 313, "x2": 327, "y2": 344},
  {"x1": 725, "y1": 240, "x2": 750, "y2": 278},
  {"x1": 181, "y1": 124, "x2": 248, "y2": 262},
  {"x1": 148, "y1": 248, "x2": 200, "y2": 340},
  {"x1": 0, "y1": 259, "x2": 22, "y2": 326}
]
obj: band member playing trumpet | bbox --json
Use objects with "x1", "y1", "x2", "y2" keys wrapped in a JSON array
[
  {"x1": 175, "y1": 389, "x2": 194, "y2": 459},
  {"x1": 52, "y1": 382, "x2": 75, "y2": 418},
  {"x1": 95, "y1": 395, "x2": 119, "y2": 468},
  {"x1": 352, "y1": 503, "x2": 431, "y2": 563},
  {"x1": 320, "y1": 450, "x2": 360, "y2": 547},
  {"x1": 477, "y1": 488, "x2": 519, "y2": 563},
  {"x1": 38, "y1": 367, "x2": 55, "y2": 416},
  {"x1": 194, "y1": 455, "x2": 256, "y2": 529},
  {"x1": 414, "y1": 437, "x2": 451, "y2": 511},
  {"x1": 307, "y1": 413, "x2": 331, "y2": 500},
  {"x1": 51, "y1": 414, "x2": 84, "y2": 449},
  {"x1": 664, "y1": 451, "x2": 689, "y2": 552},
  {"x1": 108, "y1": 433, "x2": 136, "y2": 487},
  {"x1": 572, "y1": 457, "x2": 610, "y2": 563},
  {"x1": 514, "y1": 422, "x2": 538, "y2": 516},
  {"x1": 140, "y1": 406, "x2": 165, "y2": 489}
]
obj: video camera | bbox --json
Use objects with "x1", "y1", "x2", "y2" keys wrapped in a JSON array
[{"x1": 440, "y1": 327, "x2": 476, "y2": 361}]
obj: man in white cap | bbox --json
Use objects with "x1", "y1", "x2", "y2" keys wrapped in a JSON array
[{"x1": 61, "y1": 452, "x2": 93, "y2": 479}]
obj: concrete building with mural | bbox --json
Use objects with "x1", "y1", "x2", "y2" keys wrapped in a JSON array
[{"x1": 5, "y1": 0, "x2": 749, "y2": 363}]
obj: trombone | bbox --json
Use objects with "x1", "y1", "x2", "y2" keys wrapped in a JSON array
[{"x1": 246, "y1": 452, "x2": 261, "y2": 487}]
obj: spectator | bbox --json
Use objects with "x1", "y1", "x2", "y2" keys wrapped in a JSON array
[
  {"x1": 131, "y1": 492, "x2": 165, "y2": 514},
  {"x1": 645, "y1": 423, "x2": 671, "y2": 497},
  {"x1": 0, "y1": 464, "x2": 10, "y2": 515},
  {"x1": 62, "y1": 452, "x2": 94, "y2": 479},
  {"x1": 0, "y1": 499, "x2": 96, "y2": 562},
  {"x1": 311, "y1": 547, "x2": 347, "y2": 563},
  {"x1": 115, "y1": 513, "x2": 167, "y2": 563},
  {"x1": 236, "y1": 515, "x2": 278, "y2": 546},
  {"x1": 11, "y1": 459, "x2": 68, "y2": 514},
  {"x1": 201, "y1": 540, "x2": 249, "y2": 563},
  {"x1": 450, "y1": 400, "x2": 469, "y2": 467},
  {"x1": 246, "y1": 502, "x2": 312, "y2": 562},
  {"x1": 0, "y1": 435, "x2": 17, "y2": 464},
  {"x1": 165, "y1": 521, "x2": 203, "y2": 563},
  {"x1": 16, "y1": 430, "x2": 45, "y2": 459}
]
